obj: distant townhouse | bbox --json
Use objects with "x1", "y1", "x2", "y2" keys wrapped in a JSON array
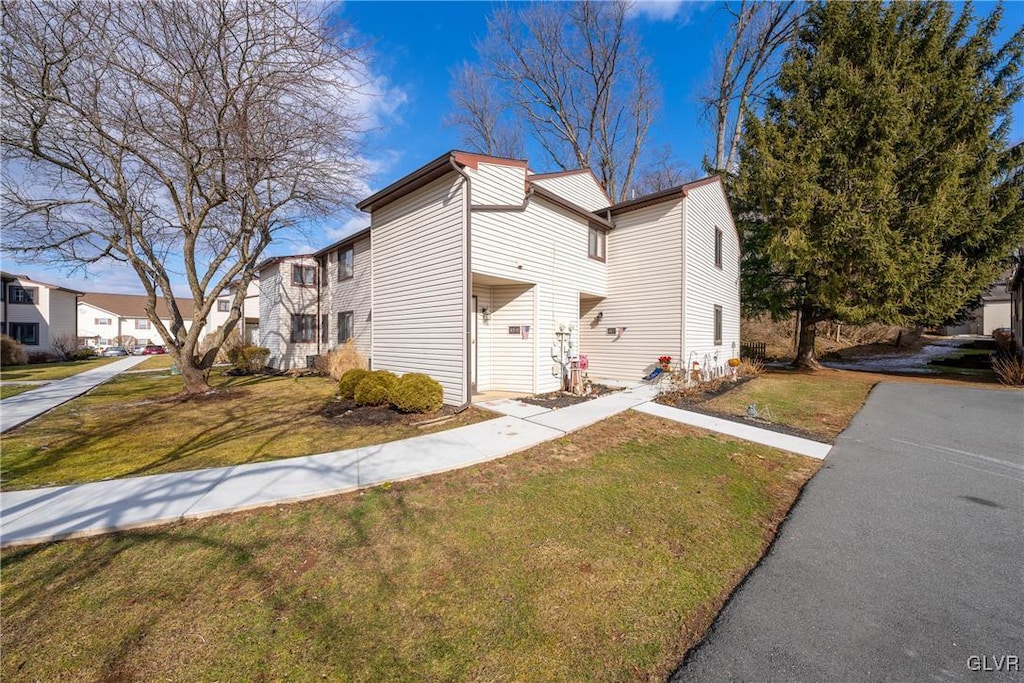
[
  {"x1": 78, "y1": 293, "x2": 196, "y2": 347},
  {"x1": 260, "y1": 151, "x2": 741, "y2": 405},
  {"x1": 204, "y1": 279, "x2": 261, "y2": 344},
  {"x1": 0, "y1": 271, "x2": 83, "y2": 353}
]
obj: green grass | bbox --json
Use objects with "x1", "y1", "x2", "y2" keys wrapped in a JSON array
[
  {"x1": 133, "y1": 354, "x2": 176, "y2": 370},
  {"x1": 702, "y1": 369, "x2": 879, "y2": 441},
  {"x1": 0, "y1": 411, "x2": 820, "y2": 682},
  {"x1": 0, "y1": 370, "x2": 492, "y2": 490},
  {"x1": 0, "y1": 384, "x2": 40, "y2": 400},
  {"x1": 0, "y1": 357, "x2": 120, "y2": 382}
]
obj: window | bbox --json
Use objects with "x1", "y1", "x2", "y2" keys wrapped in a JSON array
[
  {"x1": 8, "y1": 285, "x2": 37, "y2": 304},
  {"x1": 338, "y1": 246, "x2": 354, "y2": 280},
  {"x1": 95, "y1": 318, "x2": 111, "y2": 325},
  {"x1": 321, "y1": 314, "x2": 329, "y2": 344},
  {"x1": 714, "y1": 227, "x2": 723, "y2": 269},
  {"x1": 290, "y1": 314, "x2": 316, "y2": 343},
  {"x1": 292, "y1": 264, "x2": 316, "y2": 287},
  {"x1": 217, "y1": 300, "x2": 230, "y2": 312},
  {"x1": 588, "y1": 227, "x2": 606, "y2": 261},
  {"x1": 338, "y1": 311, "x2": 353, "y2": 343},
  {"x1": 714, "y1": 305, "x2": 723, "y2": 346},
  {"x1": 135, "y1": 319, "x2": 150, "y2": 330},
  {"x1": 9, "y1": 322, "x2": 39, "y2": 345}
]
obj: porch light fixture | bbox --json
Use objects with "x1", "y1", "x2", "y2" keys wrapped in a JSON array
[
  {"x1": 595, "y1": 311, "x2": 604, "y2": 322},
  {"x1": 481, "y1": 307, "x2": 491, "y2": 322}
]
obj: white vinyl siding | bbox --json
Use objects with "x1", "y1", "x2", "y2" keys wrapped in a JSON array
[
  {"x1": 530, "y1": 172, "x2": 610, "y2": 211},
  {"x1": 468, "y1": 162, "x2": 527, "y2": 206},
  {"x1": 472, "y1": 194, "x2": 605, "y2": 394},
  {"x1": 372, "y1": 173, "x2": 467, "y2": 405},
  {"x1": 579, "y1": 200, "x2": 684, "y2": 382},
  {"x1": 258, "y1": 265, "x2": 283, "y2": 365},
  {"x1": 684, "y1": 182, "x2": 741, "y2": 373},
  {"x1": 259, "y1": 257, "x2": 320, "y2": 369},
  {"x1": 322, "y1": 235, "x2": 372, "y2": 361}
]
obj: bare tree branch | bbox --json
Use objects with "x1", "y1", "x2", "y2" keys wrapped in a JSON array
[
  {"x1": 2, "y1": 0, "x2": 369, "y2": 393},
  {"x1": 448, "y1": 0, "x2": 657, "y2": 202}
]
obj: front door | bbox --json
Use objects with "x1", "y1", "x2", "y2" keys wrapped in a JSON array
[{"x1": 471, "y1": 294, "x2": 478, "y2": 392}]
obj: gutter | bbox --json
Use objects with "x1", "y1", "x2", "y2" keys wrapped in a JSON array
[{"x1": 449, "y1": 155, "x2": 474, "y2": 410}]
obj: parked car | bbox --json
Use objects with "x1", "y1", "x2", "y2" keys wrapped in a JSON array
[
  {"x1": 140, "y1": 345, "x2": 166, "y2": 355},
  {"x1": 101, "y1": 346, "x2": 129, "y2": 357},
  {"x1": 992, "y1": 327, "x2": 1014, "y2": 347}
]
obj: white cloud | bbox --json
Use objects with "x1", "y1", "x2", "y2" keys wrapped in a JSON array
[{"x1": 629, "y1": 0, "x2": 709, "y2": 24}]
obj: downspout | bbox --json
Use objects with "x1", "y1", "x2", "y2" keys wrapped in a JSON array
[
  {"x1": 680, "y1": 189, "x2": 689, "y2": 367},
  {"x1": 449, "y1": 155, "x2": 473, "y2": 410}
]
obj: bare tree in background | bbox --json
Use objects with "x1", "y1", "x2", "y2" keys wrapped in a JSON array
[
  {"x1": 704, "y1": 0, "x2": 803, "y2": 174},
  {"x1": 632, "y1": 144, "x2": 701, "y2": 195},
  {"x1": 451, "y1": 1, "x2": 657, "y2": 202},
  {"x1": 2, "y1": 0, "x2": 368, "y2": 394},
  {"x1": 447, "y1": 62, "x2": 523, "y2": 158}
]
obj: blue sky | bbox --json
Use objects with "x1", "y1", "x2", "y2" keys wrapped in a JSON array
[{"x1": 6, "y1": 0, "x2": 1022, "y2": 295}]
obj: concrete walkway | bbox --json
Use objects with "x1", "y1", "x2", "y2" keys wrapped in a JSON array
[
  {"x1": 0, "y1": 355, "x2": 149, "y2": 434},
  {"x1": 1, "y1": 383, "x2": 830, "y2": 547}
]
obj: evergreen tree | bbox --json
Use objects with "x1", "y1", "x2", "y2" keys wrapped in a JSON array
[{"x1": 734, "y1": 0, "x2": 1024, "y2": 367}]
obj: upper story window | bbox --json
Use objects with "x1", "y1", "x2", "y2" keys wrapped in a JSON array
[
  {"x1": 95, "y1": 318, "x2": 112, "y2": 325},
  {"x1": 338, "y1": 246, "x2": 354, "y2": 280},
  {"x1": 8, "y1": 285, "x2": 37, "y2": 304},
  {"x1": 714, "y1": 227, "x2": 723, "y2": 269},
  {"x1": 135, "y1": 319, "x2": 151, "y2": 330},
  {"x1": 588, "y1": 227, "x2": 606, "y2": 262},
  {"x1": 217, "y1": 300, "x2": 231, "y2": 312},
  {"x1": 292, "y1": 264, "x2": 316, "y2": 287}
]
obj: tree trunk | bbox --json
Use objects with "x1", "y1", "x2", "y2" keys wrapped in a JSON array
[
  {"x1": 174, "y1": 352, "x2": 212, "y2": 394},
  {"x1": 793, "y1": 307, "x2": 822, "y2": 369}
]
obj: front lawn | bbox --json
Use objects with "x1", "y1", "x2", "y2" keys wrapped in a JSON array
[
  {"x1": 0, "y1": 370, "x2": 492, "y2": 490},
  {"x1": 133, "y1": 354, "x2": 176, "y2": 370},
  {"x1": 0, "y1": 385, "x2": 39, "y2": 400},
  {"x1": 0, "y1": 411, "x2": 820, "y2": 681},
  {"x1": 0, "y1": 357, "x2": 121, "y2": 382}
]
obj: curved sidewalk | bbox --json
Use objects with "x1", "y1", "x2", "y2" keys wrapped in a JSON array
[
  {"x1": 0, "y1": 384, "x2": 830, "y2": 548},
  {"x1": 0, "y1": 355, "x2": 149, "y2": 434}
]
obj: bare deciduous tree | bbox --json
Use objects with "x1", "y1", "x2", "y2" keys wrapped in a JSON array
[
  {"x1": 703, "y1": 0, "x2": 803, "y2": 174},
  {"x1": 632, "y1": 144, "x2": 701, "y2": 196},
  {"x1": 452, "y1": 0, "x2": 657, "y2": 202},
  {"x1": 1, "y1": 0, "x2": 368, "y2": 394},
  {"x1": 446, "y1": 62, "x2": 523, "y2": 159}
]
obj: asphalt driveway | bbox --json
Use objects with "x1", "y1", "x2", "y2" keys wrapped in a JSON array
[{"x1": 674, "y1": 381, "x2": 1024, "y2": 682}]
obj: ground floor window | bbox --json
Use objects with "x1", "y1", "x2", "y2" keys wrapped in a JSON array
[
  {"x1": 714, "y1": 305, "x2": 723, "y2": 346},
  {"x1": 9, "y1": 322, "x2": 39, "y2": 345},
  {"x1": 290, "y1": 314, "x2": 316, "y2": 343},
  {"x1": 338, "y1": 311, "x2": 353, "y2": 343},
  {"x1": 321, "y1": 314, "x2": 329, "y2": 344}
]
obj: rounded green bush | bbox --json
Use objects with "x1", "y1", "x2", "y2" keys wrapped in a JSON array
[
  {"x1": 338, "y1": 368, "x2": 370, "y2": 399},
  {"x1": 389, "y1": 373, "x2": 444, "y2": 413},
  {"x1": 353, "y1": 370, "x2": 398, "y2": 406}
]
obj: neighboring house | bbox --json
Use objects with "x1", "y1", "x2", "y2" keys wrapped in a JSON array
[
  {"x1": 260, "y1": 151, "x2": 741, "y2": 405},
  {"x1": 203, "y1": 279, "x2": 261, "y2": 345},
  {"x1": 1008, "y1": 247, "x2": 1024, "y2": 353},
  {"x1": 0, "y1": 271, "x2": 83, "y2": 353},
  {"x1": 78, "y1": 293, "x2": 196, "y2": 347},
  {"x1": 941, "y1": 274, "x2": 1014, "y2": 336}
]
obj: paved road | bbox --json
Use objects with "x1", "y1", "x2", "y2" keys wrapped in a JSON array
[{"x1": 674, "y1": 382, "x2": 1024, "y2": 682}]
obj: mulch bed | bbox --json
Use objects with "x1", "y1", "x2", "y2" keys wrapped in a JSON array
[
  {"x1": 318, "y1": 398, "x2": 461, "y2": 428},
  {"x1": 519, "y1": 383, "x2": 620, "y2": 409}
]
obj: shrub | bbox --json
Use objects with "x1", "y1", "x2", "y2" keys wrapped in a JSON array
[
  {"x1": 338, "y1": 368, "x2": 370, "y2": 399},
  {"x1": 389, "y1": 373, "x2": 444, "y2": 413},
  {"x1": 50, "y1": 333, "x2": 79, "y2": 361},
  {"x1": 354, "y1": 370, "x2": 398, "y2": 406},
  {"x1": 226, "y1": 345, "x2": 270, "y2": 373},
  {"x1": 73, "y1": 347, "x2": 97, "y2": 360},
  {"x1": 27, "y1": 351, "x2": 59, "y2": 364},
  {"x1": 992, "y1": 353, "x2": 1024, "y2": 386},
  {"x1": 1, "y1": 335, "x2": 27, "y2": 366},
  {"x1": 199, "y1": 326, "x2": 245, "y2": 364},
  {"x1": 313, "y1": 339, "x2": 367, "y2": 380}
]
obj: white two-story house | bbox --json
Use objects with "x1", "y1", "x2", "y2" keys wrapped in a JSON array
[
  {"x1": 1, "y1": 271, "x2": 83, "y2": 353},
  {"x1": 260, "y1": 151, "x2": 741, "y2": 406}
]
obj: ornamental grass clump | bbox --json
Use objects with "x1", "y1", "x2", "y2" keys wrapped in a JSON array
[
  {"x1": 354, "y1": 370, "x2": 398, "y2": 406},
  {"x1": 992, "y1": 353, "x2": 1024, "y2": 386},
  {"x1": 389, "y1": 373, "x2": 444, "y2": 413},
  {"x1": 338, "y1": 368, "x2": 370, "y2": 399},
  {"x1": 315, "y1": 340, "x2": 366, "y2": 380}
]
